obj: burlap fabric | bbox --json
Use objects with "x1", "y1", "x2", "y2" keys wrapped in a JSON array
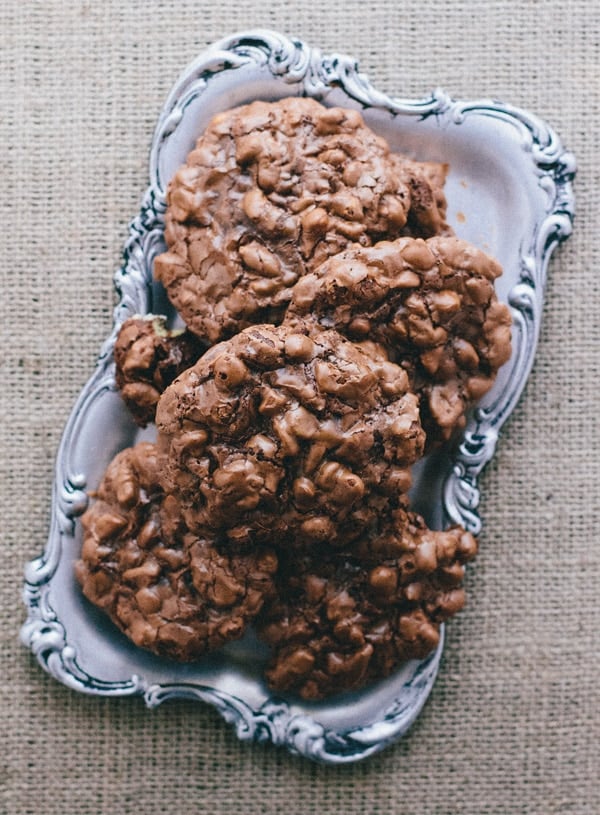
[{"x1": 2, "y1": 2, "x2": 598, "y2": 813}]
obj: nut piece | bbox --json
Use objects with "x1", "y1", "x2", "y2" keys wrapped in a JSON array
[
  {"x1": 285, "y1": 235, "x2": 512, "y2": 446},
  {"x1": 156, "y1": 323, "x2": 425, "y2": 550},
  {"x1": 154, "y1": 97, "x2": 452, "y2": 344},
  {"x1": 114, "y1": 316, "x2": 205, "y2": 426},
  {"x1": 75, "y1": 442, "x2": 277, "y2": 660},
  {"x1": 258, "y1": 509, "x2": 478, "y2": 700}
]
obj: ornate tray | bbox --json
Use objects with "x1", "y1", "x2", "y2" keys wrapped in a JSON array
[{"x1": 21, "y1": 30, "x2": 575, "y2": 764}]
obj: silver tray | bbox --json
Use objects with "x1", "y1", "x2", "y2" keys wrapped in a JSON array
[{"x1": 21, "y1": 30, "x2": 575, "y2": 764}]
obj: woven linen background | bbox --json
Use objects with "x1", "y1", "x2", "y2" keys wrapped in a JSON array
[{"x1": 1, "y1": 1, "x2": 598, "y2": 813}]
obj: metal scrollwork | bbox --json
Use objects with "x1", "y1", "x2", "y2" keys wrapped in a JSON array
[{"x1": 441, "y1": 96, "x2": 575, "y2": 534}]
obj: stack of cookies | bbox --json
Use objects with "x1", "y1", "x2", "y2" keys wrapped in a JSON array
[{"x1": 76, "y1": 98, "x2": 512, "y2": 700}]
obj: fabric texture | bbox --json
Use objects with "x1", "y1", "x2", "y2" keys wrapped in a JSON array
[{"x1": 1, "y1": 1, "x2": 598, "y2": 813}]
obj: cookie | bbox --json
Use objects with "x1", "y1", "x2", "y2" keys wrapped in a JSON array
[
  {"x1": 114, "y1": 315, "x2": 205, "y2": 426},
  {"x1": 75, "y1": 442, "x2": 277, "y2": 660},
  {"x1": 286, "y1": 235, "x2": 512, "y2": 445},
  {"x1": 258, "y1": 510, "x2": 478, "y2": 699},
  {"x1": 154, "y1": 97, "x2": 451, "y2": 343},
  {"x1": 155, "y1": 323, "x2": 425, "y2": 549},
  {"x1": 393, "y1": 158, "x2": 451, "y2": 238}
]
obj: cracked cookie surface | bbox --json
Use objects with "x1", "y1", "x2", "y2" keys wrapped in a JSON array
[
  {"x1": 286, "y1": 235, "x2": 512, "y2": 445},
  {"x1": 76, "y1": 442, "x2": 277, "y2": 660},
  {"x1": 114, "y1": 316, "x2": 205, "y2": 426},
  {"x1": 154, "y1": 97, "x2": 451, "y2": 343},
  {"x1": 156, "y1": 323, "x2": 425, "y2": 550},
  {"x1": 258, "y1": 509, "x2": 478, "y2": 699}
]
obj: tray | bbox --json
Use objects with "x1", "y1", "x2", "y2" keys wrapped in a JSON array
[{"x1": 21, "y1": 29, "x2": 575, "y2": 764}]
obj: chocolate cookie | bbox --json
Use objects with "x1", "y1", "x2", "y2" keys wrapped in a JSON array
[
  {"x1": 394, "y1": 158, "x2": 451, "y2": 238},
  {"x1": 155, "y1": 323, "x2": 425, "y2": 549},
  {"x1": 154, "y1": 97, "x2": 451, "y2": 343},
  {"x1": 258, "y1": 510, "x2": 478, "y2": 699},
  {"x1": 114, "y1": 316, "x2": 205, "y2": 426},
  {"x1": 286, "y1": 236, "x2": 512, "y2": 445},
  {"x1": 76, "y1": 442, "x2": 277, "y2": 660}
]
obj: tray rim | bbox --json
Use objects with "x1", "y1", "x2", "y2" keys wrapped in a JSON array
[{"x1": 20, "y1": 29, "x2": 576, "y2": 764}]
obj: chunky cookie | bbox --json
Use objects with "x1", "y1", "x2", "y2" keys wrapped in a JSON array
[
  {"x1": 114, "y1": 316, "x2": 205, "y2": 426},
  {"x1": 154, "y1": 97, "x2": 451, "y2": 343},
  {"x1": 393, "y1": 158, "x2": 451, "y2": 238},
  {"x1": 286, "y1": 236, "x2": 512, "y2": 445},
  {"x1": 258, "y1": 510, "x2": 478, "y2": 699},
  {"x1": 156, "y1": 323, "x2": 425, "y2": 549},
  {"x1": 76, "y1": 442, "x2": 277, "y2": 660}
]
